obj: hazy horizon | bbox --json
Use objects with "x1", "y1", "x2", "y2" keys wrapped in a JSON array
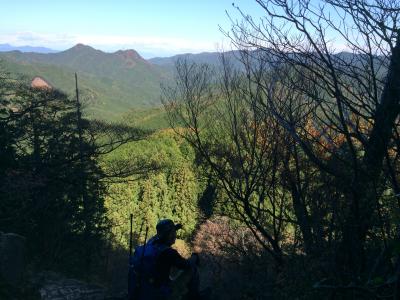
[
  {"x1": 0, "y1": 42, "x2": 227, "y2": 59},
  {"x1": 0, "y1": 0, "x2": 264, "y2": 58}
]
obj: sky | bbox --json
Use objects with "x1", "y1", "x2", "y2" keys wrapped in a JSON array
[{"x1": 0, "y1": 0, "x2": 263, "y2": 58}]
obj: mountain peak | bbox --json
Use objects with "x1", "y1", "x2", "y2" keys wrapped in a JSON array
[
  {"x1": 67, "y1": 43, "x2": 98, "y2": 52},
  {"x1": 115, "y1": 49, "x2": 144, "y2": 61},
  {"x1": 74, "y1": 43, "x2": 90, "y2": 48},
  {"x1": 114, "y1": 49, "x2": 147, "y2": 68}
]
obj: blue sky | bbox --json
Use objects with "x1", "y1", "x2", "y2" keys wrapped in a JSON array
[{"x1": 0, "y1": 0, "x2": 262, "y2": 58}]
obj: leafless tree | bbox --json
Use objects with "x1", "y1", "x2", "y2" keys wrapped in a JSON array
[
  {"x1": 224, "y1": 0, "x2": 400, "y2": 294},
  {"x1": 162, "y1": 57, "x2": 292, "y2": 266},
  {"x1": 163, "y1": 0, "x2": 400, "y2": 297}
]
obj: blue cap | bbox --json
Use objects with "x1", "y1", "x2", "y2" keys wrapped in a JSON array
[{"x1": 156, "y1": 219, "x2": 183, "y2": 237}]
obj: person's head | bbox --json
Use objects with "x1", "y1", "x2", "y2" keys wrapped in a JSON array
[{"x1": 156, "y1": 219, "x2": 182, "y2": 246}]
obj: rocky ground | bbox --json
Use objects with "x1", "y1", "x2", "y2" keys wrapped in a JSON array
[
  {"x1": 0, "y1": 232, "x2": 125, "y2": 300},
  {"x1": 33, "y1": 272, "x2": 108, "y2": 300}
]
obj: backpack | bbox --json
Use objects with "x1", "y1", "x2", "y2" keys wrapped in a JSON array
[{"x1": 128, "y1": 238, "x2": 170, "y2": 300}]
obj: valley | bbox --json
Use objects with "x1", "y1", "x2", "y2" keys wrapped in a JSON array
[{"x1": 0, "y1": 44, "x2": 226, "y2": 121}]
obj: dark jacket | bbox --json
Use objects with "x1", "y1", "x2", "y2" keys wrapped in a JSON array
[{"x1": 154, "y1": 243, "x2": 192, "y2": 286}]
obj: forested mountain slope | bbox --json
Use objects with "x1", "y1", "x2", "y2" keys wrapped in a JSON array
[{"x1": 0, "y1": 44, "x2": 172, "y2": 120}]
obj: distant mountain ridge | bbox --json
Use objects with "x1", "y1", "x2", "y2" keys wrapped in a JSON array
[
  {"x1": 0, "y1": 43, "x2": 58, "y2": 53},
  {"x1": 0, "y1": 44, "x2": 248, "y2": 121},
  {"x1": 0, "y1": 43, "x2": 366, "y2": 120},
  {"x1": 148, "y1": 50, "x2": 245, "y2": 69},
  {"x1": 0, "y1": 44, "x2": 172, "y2": 120},
  {"x1": 0, "y1": 43, "x2": 234, "y2": 67}
]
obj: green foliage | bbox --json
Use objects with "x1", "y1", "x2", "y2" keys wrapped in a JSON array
[
  {"x1": 104, "y1": 131, "x2": 201, "y2": 249},
  {"x1": 122, "y1": 107, "x2": 170, "y2": 130},
  {"x1": 0, "y1": 45, "x2": 173, "y2": 120}
]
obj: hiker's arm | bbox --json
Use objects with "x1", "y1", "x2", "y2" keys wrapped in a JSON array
[{"x1": 166, "y1": 248, "x2": 193, "y2": 270}]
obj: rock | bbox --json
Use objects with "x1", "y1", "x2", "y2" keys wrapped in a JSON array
[
  {"x1": 0, "y1": 232, "x2": 26, "y2": 286},
  {"x1": 33, "y1": 271, "x2": 106, "y2": 300}
]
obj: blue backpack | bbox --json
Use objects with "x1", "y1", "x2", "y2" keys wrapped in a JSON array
[{"x1": 128, "y1": 238, "x2": 170, "y2": 300}]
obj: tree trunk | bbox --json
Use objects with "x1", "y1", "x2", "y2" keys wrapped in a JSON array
[{"x1": 341, "y1": 34, "x2": 400, "y2": 279}]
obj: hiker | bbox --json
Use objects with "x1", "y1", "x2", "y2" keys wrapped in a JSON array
[{"x1": 130, "y1": 219, "x2": 208, "y2": 300}]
